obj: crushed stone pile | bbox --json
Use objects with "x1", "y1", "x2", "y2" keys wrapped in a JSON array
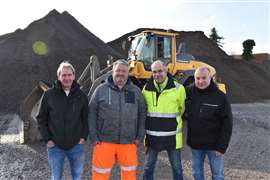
[{"x1": 0, "y1": 10, "x2": 122, "y2": 113}]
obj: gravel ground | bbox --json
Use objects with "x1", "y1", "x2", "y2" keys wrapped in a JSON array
[{"x1": 0, "y1": 102, "x2": 269, "y2": 180}]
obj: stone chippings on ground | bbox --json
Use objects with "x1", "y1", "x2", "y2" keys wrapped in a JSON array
[{"x1": 1, "y1": 102, "x2": 270, "y2": 179}]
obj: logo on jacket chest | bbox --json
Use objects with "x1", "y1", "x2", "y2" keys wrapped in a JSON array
[{"x1": 125, "y1": 91, "x2": 135, "y2": 104}]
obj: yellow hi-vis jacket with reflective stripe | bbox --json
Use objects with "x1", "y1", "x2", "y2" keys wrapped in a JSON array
[{"x1": 142, "y1": 74, "x2": 186, "y2": 151}]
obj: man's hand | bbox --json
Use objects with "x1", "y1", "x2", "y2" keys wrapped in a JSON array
[
  {"x1": 94, "y1": 141, "x2": 101, "y2": 146},
  {"x1": 133, "y1": 139, "x2": 140, "y2": 145},
  {"x1": 78, "y1": 138, "x2": 85, "y2": 144},
  {"x1": 47, "y1": 140, "x2": 55, "y2": 148},
  {"x1": 215, "y1": 151, "x2": 223, "y2": 156}
]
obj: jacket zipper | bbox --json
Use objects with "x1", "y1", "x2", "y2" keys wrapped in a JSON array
[
  {"x1": 118, "y1": 91, "x2": 122, "y2": 143},
  {"x1": 109, "y1": 88, "x2": 111, "y2": 105},
  {"x1": 63, "y1": 94, "x2": 68, "y2": 146}
]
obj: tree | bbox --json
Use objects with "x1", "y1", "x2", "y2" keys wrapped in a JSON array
[
  {"x1": 209, "y1": 27, "x2": 224, "y2": 47},
  {"x1": 242, "y1": 39, "x2": 256, "y2": 61}
]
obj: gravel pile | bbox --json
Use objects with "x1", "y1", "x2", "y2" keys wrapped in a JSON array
[{"x1": 0, "y1": 10, "x2": 122, "y2": 113}]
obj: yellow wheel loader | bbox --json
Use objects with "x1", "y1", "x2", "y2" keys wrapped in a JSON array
[
  {"x1": 20, "y1": 30, "x2": 225, "y2": 143},
  {"x1": 126, "y1": 30, "x2": 225, "y2": 90}
]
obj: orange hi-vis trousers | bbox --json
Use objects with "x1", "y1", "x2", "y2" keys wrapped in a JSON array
[{"x1": 92, "y1": 142, "x2": 138, "y2": 180}]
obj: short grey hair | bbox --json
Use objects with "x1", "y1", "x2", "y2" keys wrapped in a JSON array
[
  {"x1": 57, "y1": 61, "x2": 75, "y2": 77},
  {"x1": 195, "y1": 66, "x2": 211, "y2": 76},
  {"x1": 112, "y1": 59, "x2": 129, "y2": 70},
  {"x1": 151, "y1": 60, "x2": 167, "y2": 71}
]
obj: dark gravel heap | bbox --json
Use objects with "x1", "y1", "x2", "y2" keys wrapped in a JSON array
[
  {"x1": 0, "y1": 10, "x2": 122, "y2": 113},
  {"x1": 108, "y1": 28, "x2": 270, "y2": 103}
]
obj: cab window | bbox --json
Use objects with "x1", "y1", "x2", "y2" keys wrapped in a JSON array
[{"x1": 157, "y1": 36, "x2": 171, "y2": 65}]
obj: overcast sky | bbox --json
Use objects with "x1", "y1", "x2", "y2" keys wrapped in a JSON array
[{"x1": 0, "y1": 0, "x2": 269, "y2": 55}]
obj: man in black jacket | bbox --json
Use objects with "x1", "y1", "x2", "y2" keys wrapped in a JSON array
[
  {"x1": 185, "y1": 67, "x2": 232, "y2": 180},
  {"x1": 37, "y1": 61, "x2": 89, "y2": 180}
]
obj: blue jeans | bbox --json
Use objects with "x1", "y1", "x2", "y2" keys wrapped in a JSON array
[
  {"x1": 191, "y1": 149, "x2": 224, "y2": 180},
  {"x1": 143, "y1": 148, "x2": 183, "y2": 180},
  {"x1": 47, "y1": 144, "x2": 85, "y2": 180}
]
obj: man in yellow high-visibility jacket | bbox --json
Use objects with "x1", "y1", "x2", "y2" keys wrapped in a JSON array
[{"x1": 142, "y1": 60, "x2": 186, "y2": 180}]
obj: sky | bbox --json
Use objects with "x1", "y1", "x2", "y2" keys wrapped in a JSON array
[{"x1": 0, "y1": 0, "x2": 269, "y2": 55}]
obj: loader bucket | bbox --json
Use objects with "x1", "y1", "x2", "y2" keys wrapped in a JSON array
[
  {"x1": 19, "y1": 81, "x2": 50, "y2": 143},
  {"x1": 88, "y1": 70, "x2": 112, "y2": 98}
]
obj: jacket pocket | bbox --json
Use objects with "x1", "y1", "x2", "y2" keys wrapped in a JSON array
[
  {"x1": 199, "y1": 103, "x2": 218, "y2": 119},
  {"x1": 70, "y1": 95, "x2": 83, "y2": 113},
  {"x1": 125, "y1": 91, "x2": 135, "y2": 104},
  {"x1": 98, "y1": 118, "x2": 105, "y2": 132},
  {"x1": 100, "y1": 117, "x2": 118, "y2": 135},
  {"x1": 122, "y1": 118, "x2": 136, "y2": 139}
]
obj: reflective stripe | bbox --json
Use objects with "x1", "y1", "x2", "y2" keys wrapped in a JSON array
[
  {"x1": 146, "y1": 128, "x2": 181, "y2": 136},
  {"x1": 92, "y1": 166, "x2": 111, "y2": 174},
  {"x1": 147, "y1": 112, "x2": 179, "y2": 118},
  {"x1": 120, "y1": 165, "x2": 137, "y2": 171},
  {"x1": 175, "y1": 83, "x2": 180, "y2": 90},
  {"x1": 203, "y1": 103, "x2": 218, "y2": 107},
  {"x1": 181, "y1": 105, "x2": 185, "y2": 115}
]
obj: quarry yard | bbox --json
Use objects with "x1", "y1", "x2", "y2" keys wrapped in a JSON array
[
  {"x1": 1, "y1": 101, "x2": 269, "y2": 180},
  {"x1": 0, "y1": 10, "x2": 269, "y2": 180}
]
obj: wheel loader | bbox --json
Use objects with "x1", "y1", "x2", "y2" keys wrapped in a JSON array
[{"x1": 20, "y1": 29, "x2": 225, "y2": 143}]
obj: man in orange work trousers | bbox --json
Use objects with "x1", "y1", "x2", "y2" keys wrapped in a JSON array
[{"x1": 88, "y1": 59, "x2": 146, "y2": 180}]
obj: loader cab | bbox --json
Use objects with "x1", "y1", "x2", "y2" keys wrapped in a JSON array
[
  {"x1": 176, "y1": 42, "x2": 196, "y2": 62},
  {"x1": 128, "y1": 31, "x2": 173, "y2": 71}
]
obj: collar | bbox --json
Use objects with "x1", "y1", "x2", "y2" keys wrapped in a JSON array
[
  {"x1": 154, "y1": 77, "x2": 168, "y2": 92},
  {"x1": 145, "y1": 73, "x2": 176, "y2": 92},
  {"x1": 53, "y1": 80, "x2": 80, "y2": 95},
  {"x1": 195, "y1": 80, "x2": 218, "y2": 93}
]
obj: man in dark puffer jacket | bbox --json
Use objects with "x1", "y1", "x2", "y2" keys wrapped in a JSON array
[
  {"x1": 185, "y1": 67, "x2": 233, "y2": 180},
  {"x1": 37, "y1": 61, "x2": 89, "y2": 180}
]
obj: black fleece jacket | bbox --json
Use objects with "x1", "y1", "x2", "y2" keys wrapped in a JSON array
[
  {"x1": 185, "y1": 81, "x2": 233, "y2": 153},
  {"x1": 37, "y1": 80, "x2": 89, "y2": 150}
]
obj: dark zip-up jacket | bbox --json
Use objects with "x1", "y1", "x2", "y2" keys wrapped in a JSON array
[
  {"x1": 88, "y1": 75, "x2": 146, "y2": 144},
  {"x1": 185, "y1": 81, "x2": 233, "y2": 153},
  {"x1": 37, "y1": 80, "x2": 89, "y2": 150}
]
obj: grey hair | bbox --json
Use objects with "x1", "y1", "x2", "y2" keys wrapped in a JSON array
[
  {"x1": 151, "y1": 60, "x2": 166, "y2": 70},
  {"x1": 112, "y1": 59, "x2": 129, "y2": 70},
  {"x1": 195, "y1": 66, "x2": 211, "y2": 75},
  {"x1": 57, "y1": 61, "x2": 75, "y2": 77}
]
